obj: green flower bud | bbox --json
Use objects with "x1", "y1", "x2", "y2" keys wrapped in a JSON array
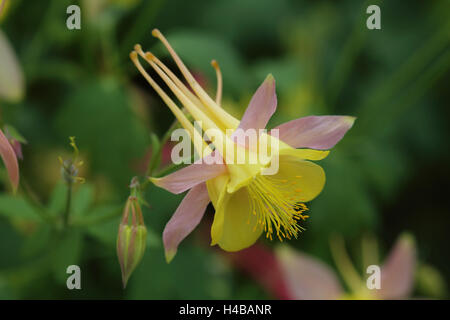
[{"x1": 117, "y1": 196, "x2": 147, "y2": 288}]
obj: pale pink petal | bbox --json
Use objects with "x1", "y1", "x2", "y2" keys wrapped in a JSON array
[
  {"x1": 150, "y1": 152, "x2": 227, "y2": 194},
  {"x1": 274, "y1": 116, "x2": 355, "y2": 150},
  {"x1": 378, "y1": 234, "x2": 416, "y2": 299},
  {"x1": 238, "y1": 74, "x2": 277, "y2": 131},
  {"x1": 163, "y1": 183, "x2": 210, "y2": 263},
  {"x1": 276, "y1": 245, "x2": 344, "y2": 300},
  {"x1": 0, "y1": 128, "x2": 19, "y2": 193}
]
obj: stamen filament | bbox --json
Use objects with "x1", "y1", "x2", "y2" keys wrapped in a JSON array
[
  {"x1": 142, "y1": 51, "x2": 230, "y2": 157},
  {"x1": 134, "y1": 45, "x2": 225, "y2": 132},
  {"x1": 134, "y1": 45, "x2": 205, "y2": 112},
  {"x1": 152, "y1": 29, "x2": 239, "y2": 130},
  {"x1": 130, "y1": 51, "x2": 208, "y2": 155},
  {"x1": 211, "y1": 60, "x2": 222, "y2": 106}
]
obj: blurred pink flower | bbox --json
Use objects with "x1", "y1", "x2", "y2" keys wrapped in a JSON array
[
  {"x1": 226, "y1": 234, "x2": 416, "y2": 300},
  {"x1": 0, "y1": 128, "x2": 19, "y2": 193}
]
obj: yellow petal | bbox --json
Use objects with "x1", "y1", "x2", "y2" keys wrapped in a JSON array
[
  {"x1": 207, "y1": 174, "x2": 229, "y2": 245},
  {"x1": 212, "y1": 187, "x2": 264, "y2": 252},
  {"x1": 275, "y1": 155, "x2": 326, "y2": 202},
  {"x1": 278, "y1": 148, "x2": 329, "y2": 161}
]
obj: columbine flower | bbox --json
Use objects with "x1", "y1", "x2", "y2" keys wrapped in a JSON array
[
  {"x1": 0, "y1": 127, "x2": 19, "y2": 193},
  {"x1": 130, "y1": 29, "x2": 355, "y2": 262}
]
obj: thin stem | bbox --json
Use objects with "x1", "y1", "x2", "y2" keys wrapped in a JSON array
[
  {"x1": 329, "y1": 234, "x2": 364, "y2": 293},
  {"x1": 361, "y1": 48, "x2": 450, "y2": 133},
  {"x1": 358, "y1": 20, "x2": 450, "y2": 129},
  {"x1": 153, "y1": 152, "x2": 196, "y2": 178},
  {"x1": 211, "y1": 60, "x2": 223, "y2": 105},
  {"x1": 141, "y1": 120, "x2": 181, "y2": 190},
  {"x1": 327, "y1": 0, "x2": 376, "y2": 106},
  {"x1": 62, "y1": 181, "x2": 73, "y2": 229},
  {"x1": 383, "y1": 49, "x2": 450, "y2": 124},
  {"x1": 361, "y1": 233, "x2": 379, "y2": 273},
  {"x1": 101, "y1": 21, "x2": 122, "y2": 76},
  {"x1": 24, "y1": 0, "x2": 60, "y2": 65},
  {"x1": 120, "y1": 0, "x2": 166, "y2": 58},
  {"x1": 148, "y1": 120, "x2": 179, "y2": 176}
]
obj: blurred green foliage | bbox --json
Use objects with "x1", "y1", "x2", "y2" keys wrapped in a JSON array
[{"x1": 0, "y1": 0, "x2": 449, "y2": 299}]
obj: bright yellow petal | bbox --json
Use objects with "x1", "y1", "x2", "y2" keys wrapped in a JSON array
[
  {"x1": 278, "y1": 148, "x2": 329, "y2": 161},
  {"x1": 275, "y1": 155, "x2": 326, "y2": 202},
  {"x1": 207, "y1": 174, "x2": 229, "y2": 245},
  {"x1": 214, "y1": 188, "x2": 263, "y2": 252}
]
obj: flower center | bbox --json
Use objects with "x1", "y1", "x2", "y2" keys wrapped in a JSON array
[{"x1": 247, "y1": 175, "x2": 309, "y2": 241}]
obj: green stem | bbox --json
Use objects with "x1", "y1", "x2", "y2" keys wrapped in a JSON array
[
  {"x1": 23, "y1": 0, "x2": 60, "y2": 66},
  {"x1": 150, "y1": 120, "x2": 179, "y2": 175},
  {"x1": 101, "y1": 21, "x2": 122, "y2": 76},
  {"x1": 63, "y1": 182, "x2": 73, "y2": 229},
  {"x1": 154, "y1": 153, "x2": 196, "y2": 178},
  {"x1": 120, "y1": 0, "x2": 166, "y2": 58},
  {"x1": 329, "y1": 234, "x2": 364, "y2": 293},
  {"x1": 358, "y1": 20, "x2": 450, "y2": 129},
  {"x1": 383, "y1": 49, "x2": 450, "y2": 124},
  {"x1": 327, "y1": 0, "x2": 377, "y2": 106},
  {"x1": 362, "y1": 48, "x2": 450, "y2": 133},
  {"x1": 141, "y1": 120, "x2": 180, "y2": 190}
]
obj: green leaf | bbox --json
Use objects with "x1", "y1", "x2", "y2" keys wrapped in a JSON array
[
  {"x1": 0, "y1": 220, "x2": 23, "y2": 268},
  {"x1": 47, "y1": 181, "x2": 67, "y2": 216},
  {"x1": 3, "y1": 124, "x2": 27, "y2": 143},
  {"x1": 50, "y1": 230, "x2": 83, "y2": 284},
  {"x1": 0, "y1": 195, "x2": 40, "y2": 221},
  {"x1": 72, "y1": 183, "x2": 95, "y2": 217},
  {"x1": 86, "y1": 211, "x2": 121, "y2": 247},
  {"x1": 21, "y1": 224, "x2": 53, "y2": 259}
]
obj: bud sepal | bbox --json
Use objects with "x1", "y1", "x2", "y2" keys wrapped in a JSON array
[{"x1": 117, "y1": 192, "x2": 147, "y2": 288}]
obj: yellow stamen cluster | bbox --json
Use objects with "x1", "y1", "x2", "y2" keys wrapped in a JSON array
[{"x1": 247, "y1": 175, "x2": 309, "y2": 241}]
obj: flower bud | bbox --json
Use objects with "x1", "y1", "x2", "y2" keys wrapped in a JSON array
[
  {"x1": 59, "y1": 137, "x2": 84, "y2": 185},
  {"x1": 3, "y1": 125, "x2": 26, "y2": 160},
  {"x1": 117, "y1": 196, "x2": 147, "y2": 288}
]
